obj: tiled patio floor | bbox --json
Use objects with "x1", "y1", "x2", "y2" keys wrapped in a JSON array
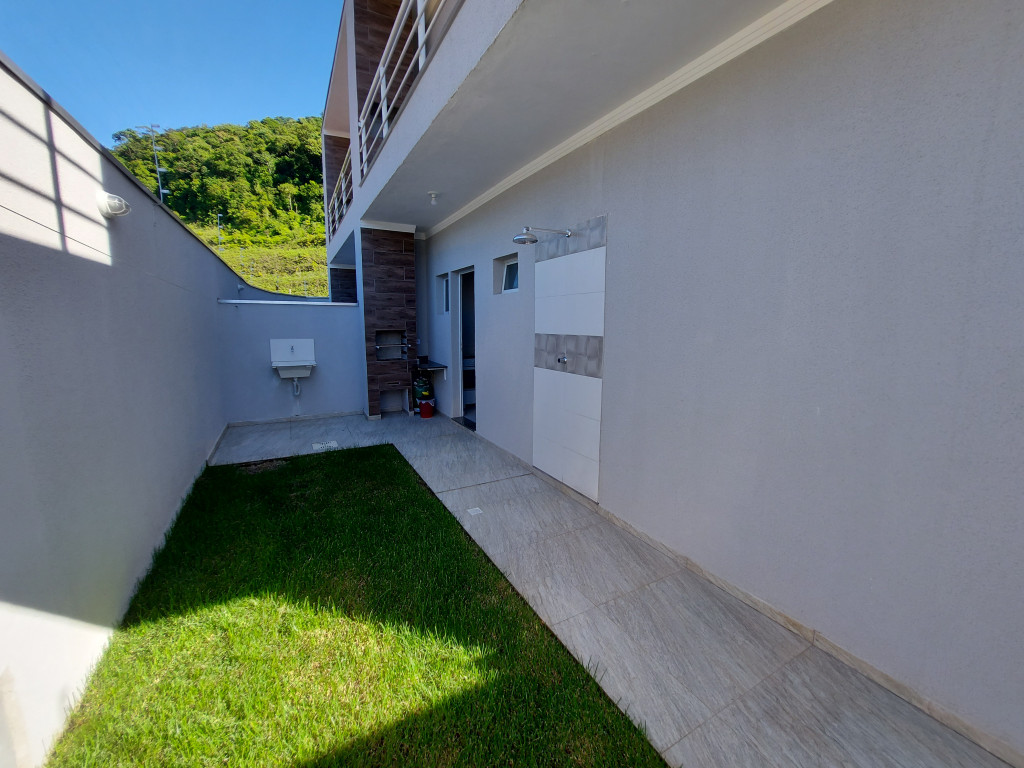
[{"x1": 210, "y1": 413, "x2": 1009, "y2": 768}]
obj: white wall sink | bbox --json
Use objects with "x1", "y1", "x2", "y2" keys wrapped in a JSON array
[
  {"x1": 270, "y1": 339, "x2": 316, "y2": 379},
  {"x1": 273, "y1": 363, "x2": 315, "y2": 379}
]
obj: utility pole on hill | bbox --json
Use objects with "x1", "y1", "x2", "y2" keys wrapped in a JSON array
[{"x1": 136, "y1": 124, "x2": 169, "y2": 204}]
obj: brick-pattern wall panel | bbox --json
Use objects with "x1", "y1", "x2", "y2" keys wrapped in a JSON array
[
  {"x1": 354, "y1": 0, "x2": 405, "y2": 108},
  {"x1": 353, "y1": 0, "x2": 419, "y2": 170},
  {"x1": 361, "y1": 227, "x2": 416, "y2": 415},
  {"x1": 330, "y1": 267, "x2": 357, "y2": 303}
]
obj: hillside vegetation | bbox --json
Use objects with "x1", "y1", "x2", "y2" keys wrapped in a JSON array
[{"x1": 111, "y1": 117, "x2": 328, "y2": 296}]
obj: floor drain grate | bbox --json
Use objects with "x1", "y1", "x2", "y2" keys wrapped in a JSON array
[{"x1": 311, "y1": 440, "x2": 339, "y2": 451}]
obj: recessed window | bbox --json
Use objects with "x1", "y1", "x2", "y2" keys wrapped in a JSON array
[
  {"x1": 493, "y1": 254, "x2": 519, "y2": 295},
  {"x1": 442, "y1": 275, "x2": 450, "y2": 313},
  {"x1": 502, "y1": 260, "x2": 519, "y2": 293}
]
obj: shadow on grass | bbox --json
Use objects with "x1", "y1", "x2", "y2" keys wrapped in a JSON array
[
  {"x1": 295, "y1": 678, "x2": 655, "y2": 768},
  {"x1": 103, "y1": 444, "x2": 665, "y2": 767},
  {"x1": 124, "y1": 445, "x2": 516, "y2": 653}
]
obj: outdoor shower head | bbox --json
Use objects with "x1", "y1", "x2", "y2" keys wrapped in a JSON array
[
  {"x1": 512, "y1": 226, "x2": 572, "y2": 245},
  {"x1": 513, "y1": 228, "x2": 539, "y2": 245}
]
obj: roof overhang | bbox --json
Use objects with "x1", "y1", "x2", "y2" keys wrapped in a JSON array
[
  {"x1": 323, "y1": 1, "x2": 351, "y2": 137},
  {"x1": 358, "y1": 0, "x2": 834, "y2": 234}
]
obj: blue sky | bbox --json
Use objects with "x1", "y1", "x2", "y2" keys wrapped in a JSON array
[{"x1": 1, "y1": 0, "x2": 342, "y2": 146}]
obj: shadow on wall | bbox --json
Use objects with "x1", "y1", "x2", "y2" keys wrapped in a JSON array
[
  {"x1": 1, "y1": 69, "x2": 236, "y2": 765},
  {"x1": 0, "y1": 56, "x2": 376, "y2": 768},
  {"x1": 0, "y1": 84, "x2": 234, "y2": 631},
  {"x1": 0, "y1": 233, "x2": 125, "y2": 627},
  {"x1": 0, "y1": 100, "x2": 113, "y2": 265}
]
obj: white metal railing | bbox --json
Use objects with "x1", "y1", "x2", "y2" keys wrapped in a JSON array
[
  {"x1": 327, "y1": 146, "x2": 353, "y2": 240},
  {"x1": 357, "y1": 0, "x2": 451, "y2": 177}
]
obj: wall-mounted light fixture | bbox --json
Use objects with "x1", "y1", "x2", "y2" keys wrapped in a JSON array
[
  {"x1": 512, "y1": 226, "x2": 572, "y2": 245},
  {"x1": 96, "y1": 190, "x2": 131, "y2": 218}
]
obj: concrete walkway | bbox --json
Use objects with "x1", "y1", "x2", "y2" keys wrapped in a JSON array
[{"x1": 211, "y1": 413, "x2": 1009, "y2": 768}]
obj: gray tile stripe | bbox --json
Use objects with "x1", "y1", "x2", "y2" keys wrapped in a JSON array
[
  {"x1": 534, "y1": 333, "x2": 603, "y2": 378},
  {"x1": 534, "y1": 214, "x2": 608, "y2": 262}
]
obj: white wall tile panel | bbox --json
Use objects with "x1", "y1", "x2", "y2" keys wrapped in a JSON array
[
  {"x1": 534, "y1": 255, "x2": 563, "y2": 298},
  {"x1": 566, "y1": 375, "x2": 603, "y2": 420},
  {"x1": 563, "y1": 411, "x2": 601, "y2": 461},
  {"x1": 534, "y1": 295, "x2": 566, "y2": 335},
  {"x1": 559, "y1": 293, "x2": 605, "y2": 337},
  {"x1": 562, "y1": 449, "x2": 600, "y2": 501},
  {"x1": 569, "y1": 247, "x2": 607, "y2": 295},
  {"x1": 533, "y1": 244, "x2": 605, "y2": 500}
]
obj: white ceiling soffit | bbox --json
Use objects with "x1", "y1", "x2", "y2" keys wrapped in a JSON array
[
  {"x1": 361, "y1": 0, "x2": 835, "y2": 236},
  {"x1": 322, "y1": 3, "x2": 351, "y2": 136}
]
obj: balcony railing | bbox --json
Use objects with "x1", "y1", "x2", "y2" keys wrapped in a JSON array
[
  {"x1": 327, "y1": 146, "x2": 353, "y2": 241},
  {"x1": 357, "y1": 0, "x2": 454, "y2": 178}
]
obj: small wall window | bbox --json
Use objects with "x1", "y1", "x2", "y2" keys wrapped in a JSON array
[
  {"x1": 438, "y1": 274, "x2": 450, "y2": 313},
  {"x1": 492, "y1": 254, "x2": 519, "y2": 295},
  {"x1": 502, "y1": 261, "x2": 519, "y2": 292}
]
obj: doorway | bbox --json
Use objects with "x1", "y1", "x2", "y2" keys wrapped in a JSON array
[{"x1": 457, "y1": 270, "x2": 476, "y2": 430}]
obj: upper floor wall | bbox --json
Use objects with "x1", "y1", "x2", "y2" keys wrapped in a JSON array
[
  {"x1": 324, "y1": 0, "x2": 869, "y2": 261},
  {"x1": 323, "y1": 0, "x2": 513, "y2": 254}
]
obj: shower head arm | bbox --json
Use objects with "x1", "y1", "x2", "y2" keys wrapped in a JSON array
[{"x1": 522, "y1": 226, "x2": 572, "y2": 237}]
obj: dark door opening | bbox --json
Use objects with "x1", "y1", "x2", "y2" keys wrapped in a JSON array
[{"x1": 457, "y1": 270, "x2": 475, "y2": 431}]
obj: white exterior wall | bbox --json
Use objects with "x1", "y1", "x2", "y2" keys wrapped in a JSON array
[
  {"x1": 0, "y1": 62, "x2": 235, "y2": 766},
  {"x1": 424, "y1": 220, "x2": 535, "y2": 460},
  {"x1": 422, "y1": 0, "x2": 1024, "y2": 756},
  {"x1": 217, "y1": 302, "x2": 366, "y2": 423},
  {"x1": 0, "y1": 60, "x2": 367, "y2": 766}
]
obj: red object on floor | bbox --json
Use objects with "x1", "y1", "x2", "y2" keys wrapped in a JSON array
[{"x1": 419, "y1": 400, "x2": 434, "y2": 418}]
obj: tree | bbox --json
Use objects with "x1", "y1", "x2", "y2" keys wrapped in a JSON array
[
  {"x1": 111, "y1": 116, "x2": 326, "y2": 236},
  {"x1": 109, "y1": 116, "x2": 330, "y2": 296}
]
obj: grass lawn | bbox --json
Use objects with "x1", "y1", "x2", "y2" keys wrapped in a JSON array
[
  {"x1": 49, "y1": 446, "x2": 665, "y2": 767},
  {"x1": 190, "y1": 225, "x2": 328, "y2": 297}
]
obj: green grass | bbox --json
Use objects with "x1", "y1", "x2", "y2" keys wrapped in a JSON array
[
  {"x1": 191, "y1": 224, "x2": 328, "y2": 297},
  {"x1": 49, "y1": 446, "x2": 665, "y2": 767}
]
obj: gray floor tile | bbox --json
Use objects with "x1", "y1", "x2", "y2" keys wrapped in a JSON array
[
  {"x1": 440, "y1": 471, "x2": 582, "y2": 511},
  {"x1": 209, "y1": 413, "x2": 461, "y2": 465},
  {"x1": 553, "y1": 607, "x2": 712, "y2": 752},
  {"x1": 438, "y1": 474, "x2": 601, "y2": 555},
  {"x1": 209, "y1": 422, "x2": 293, "y2": 465},
  {"x1": 671, "y1": 660, "x2": 853, "y2": 768},
  {"x1": 284, "y1": 420, "x2": 355, "y2": 455},
  {"x1": 516, "y1": 573, "x2": 597, "y2": 626},
  {"x1": 392, "y1": 429, "x2": 476, "y2": 459},
  {"x1": 762, "y1": 648, "x2": 1010, "y2": 768},
  {"x1": 666, "y1": 647, "x2": 1011, "y2": 768},
  {"x1": 286, "y1": 415, "x2": 353, "y2": 441},
  {"x1": 488, "y1": 541, "x2": 595, "y2": 625},
  {"x1": 538, "y1": 521, "x2": 680, "y2": 607},
  {"x1": 397, "y1": 433, "x2": 531, "y2": 492},
  {"x1": 602, "y1": 570, "x2": 808, "y2": 712},
  {"x1": 663, "y1": 714, "x2": 785, "y2": 768},
  {"x1": 341, "y1": 412, "x2": 457, "y2": 447}
]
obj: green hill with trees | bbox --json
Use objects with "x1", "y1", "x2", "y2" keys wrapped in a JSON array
[{"x1": 112, "y1": 117, "x2": 328, "y2": 296}]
